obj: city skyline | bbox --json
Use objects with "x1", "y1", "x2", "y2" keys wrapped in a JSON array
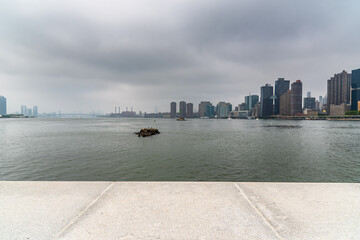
[{"x1": 1, "y1": 1, "x2": 360, "y2": 113}]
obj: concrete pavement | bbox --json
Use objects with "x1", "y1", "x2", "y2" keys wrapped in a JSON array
[{"x1": 0, "y1": 182, "x2": 359, "y2": 239}]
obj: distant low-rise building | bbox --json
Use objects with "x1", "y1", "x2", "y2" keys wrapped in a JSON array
[
  {"x1": 251, "y1": 102, "x2": 261, "y2": 118},
  {"x1": 231, "y1": 110, "x2": 249, "y2": 119},
  {"x1": 329, "y1": 103, "x2": 350, "y2": 116},
  {"x1": 303, "y1": 109, "x2": 318, "y2": 117}
]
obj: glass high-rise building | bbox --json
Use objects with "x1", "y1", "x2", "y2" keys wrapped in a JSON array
[
  {"x1": 216, "y1": 102, "x2": 232, "y2": 118},
  {"x1": 0, "y1": 96, "x2": 6, "y2": 115},
  {"x1": 260, "y1": 84, "x2": 273, "y2": 117},
  {"x1": 304, "y1": 92, "x2": 316, "y2": 110},
  {"x1": 274, "y1": 78, "x2": 290, "y2": 115},
  {"x1": 351, "y1": 68, "x2": 360, "y2": 111},
  {"x1": 245, "y1": 95, "x2": 259, "y2": 111}
]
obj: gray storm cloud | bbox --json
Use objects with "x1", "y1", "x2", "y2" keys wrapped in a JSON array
[{"x1": 1, "y1": 0, "x2": 360, "y2": 113}]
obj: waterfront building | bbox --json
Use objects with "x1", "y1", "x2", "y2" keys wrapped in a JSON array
[
  {"x1": 179, "y1": 101, "x2": 186, "y2": 118},
  {"x1": 245, "y1": 95, "x2": 259, "y2": 111},
  {"x1": 303, "y1": 109, "x2": 319, "y2": 117},
  {"x1": 33, "y1": 106, "x2": 38, "y2": 118},
  {"x1": 291, "y1": 80, "x2": 303, "y2": 115},
  {"x1": 121, "y1": 110, "x2": 137, "y2": 117},
  {"x1": 21, "y1": 105, "x2": 27, "y2": 116},
  {"x1": 27, "y1": 108, "x2": 33, "y2": 117},
  {"x1": 239, "y1": 103, "x2": 246, "y2": 111},
  {"x1": 260, "y1": 84, "x2": 273, "y2": 117},
  {"x1": 207, "y1": 105, "x2": 215, "y2": 118},
  {"x1": 230, "y1": 110, "x2": 249, "y2": 119},
  {"x1": 279, "y1": 90, "x2": 292, "y2": 115},
  {"x1": 315, "y1": 100, "x2": 320, "y2": 111},
  {"x1": 327, "y1": 70, "x2": 351, "y2": 113},
  {"x1": 170, "y1": 102, "x2": 176, "y2": 118},
  {"x1": 304, "y1": 92, "x2": 316, "y2": 110},
  {"x1": 251, "y1": 102, "x2": 261, "y2": 118},
  {"x1": 330, "y1": 103, "x2": 350, "y2": 116},
  {"x1": 318, "y1": 96, "x2": 324, "y2": 111},
  {"x1": 186, "y1": 103, "x2": 193, "y2": 118},
  {"x1": 274, "y1": 78, "x2": 290, "y2": 115},
  {"x1": 198, "y1": 101, "x2": 214, "y2": 118},
  {"x1": 226, "y1": 103, "x2": 232, "y2": 115},
  {"x1": 0, "y1": 96, "x2": 6, "y2": 115},
  {"x1": 216, "y1": 102, "x2": 232, "y2": 118},
  {"x1": 351, "y1": 68, "x2": 360, "y2": 111}
]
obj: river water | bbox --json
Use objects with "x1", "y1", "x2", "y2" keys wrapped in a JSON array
[{"x1": 0, "y1": 118, "x2": 359, "y2": 182}]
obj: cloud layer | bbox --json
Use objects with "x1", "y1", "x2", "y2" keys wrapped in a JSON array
[{"x1": 1, "y1": 0, "x2": 360, "y2": 113}]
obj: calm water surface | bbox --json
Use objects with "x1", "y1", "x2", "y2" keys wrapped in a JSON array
[{"x1": 0, "y1": 118, "x2": 359, "y2": 182}]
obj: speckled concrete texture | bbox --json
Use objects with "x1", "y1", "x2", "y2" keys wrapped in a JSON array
[{"x1": 0, "y1": 182, "x2": 359, "y2": 240}]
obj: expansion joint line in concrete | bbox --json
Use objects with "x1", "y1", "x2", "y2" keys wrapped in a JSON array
[
  {"x1": 233, "y1": 183, "x2": 284, "y2": 240},
  {"x1": 53, "y1": 182, "x2": 115, "y2": 238}
]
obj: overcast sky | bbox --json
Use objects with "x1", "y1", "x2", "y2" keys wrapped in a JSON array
[{"x1": 1, "y1": 0, "x2": 360, "y2": 113}]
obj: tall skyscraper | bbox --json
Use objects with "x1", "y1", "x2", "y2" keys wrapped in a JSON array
[
  {"x1": 245, "y1": 95, "x2": 259, "y2": 111},
  {"x1": 291, "y1": 80, "x2": 303, "y2": 115},
  {"x1": 260, "y1": 84, "x2": 273, "y2": 117},
  {"x1": 186, "y1": 103, "x2": 193, "y2": 118},
  {"x1": 280, "y1": 90, "x2": 292, "y2": 115},
  {"x1": 0, "y1": 96, "x2": 6, "y2": 115},
  {"x1": 351, "y1": 68, "x2": 360, "y2": 111},
  {"x1": 170, "y1": 102, "x2": 176, "y2": 118},
  {"x1": 179, "y1": 101, "x2": 186, "y2": 118},
  {"x1": 274, "y1": 78, "x2": 290, "y2": 115},
  {"x1": 304, "y1": 92, "x2": 316, "y2": 110},
  {"x1": 327, "y1": 70, "x2": 351, "y2": 113},
  {"x1": 33, "y1": 106, "x2": 39, "y2": 118}
]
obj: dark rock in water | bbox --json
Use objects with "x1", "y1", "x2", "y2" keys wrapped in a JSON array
[{"x1": 135, "y1": 128, "x2": 160, "y2": 137}]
